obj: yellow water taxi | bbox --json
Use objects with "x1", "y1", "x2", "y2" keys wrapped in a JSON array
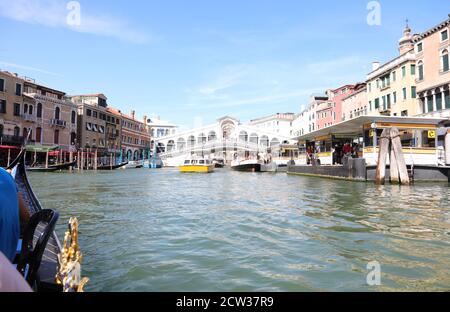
[{"x1": 179, "y1": 158, "x2": 215, "y2": 173}]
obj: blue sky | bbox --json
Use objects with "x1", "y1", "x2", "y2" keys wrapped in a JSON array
[{"x1": 0, "y1": 0, "x2": 447, "y2": 129}]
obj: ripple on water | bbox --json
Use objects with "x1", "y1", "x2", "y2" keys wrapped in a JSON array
[{"x1": 29, "y1": 169, "x2": 450, "y2": 292}]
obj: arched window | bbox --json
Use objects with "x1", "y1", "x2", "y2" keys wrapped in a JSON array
[
  {"x1": 29, "y1": 105, "x2": 33, "y2": 115},
  {"x1": 239, "y1": 131, "x2": 248, "y2": 142},
  {"x1": 198, "y1": 133, "x2": 206, "y2": 144},
  {"x1": 208, "y1": 131, "x2": 217, "y2": 141},
  {"x1": 14, "y1": 126, "x2": 20, "y2": 137},
  {"x1": 188, "y1": 136, "x2": 195, "y2": 147},
  {"x1": 23, "y1": 128, "x2": 28, "y2": 139},
  {"x1": 37, "y1": 103, "x2": 42, "y2": 118},
  {"x1": 417, "y1": 61, "x2": 424, "y2": 80},
  {"x1": 270, "y1": 138, "x2": 280, "y2": 148},
  {"x1": 442, "y1": 49, "x2": 449, "y2": 72},
  {"x1": 167, "y1": 140, "x2": 175, "y2": 152},
  {"x1": 55, "y1": 106, "x2": 60, "y2": 120},
  {"x1": 23, "y1": 104, "x2": 28, "y2": 114},
  {"x1": 70, "y1": 132, "x2": 76, "y2": 145},
  {"x1": 260, "y1": 136, "x2": 269, "y2": 148},
  {"x1": 36, "y1": 127, "x2": 42, "y2": 143},
  {"x1": 71, "y1": 111, "x2": 76, "y2": 124},
  {"x1": 54, "y1": 129, "x2": 59, "y2": 144},
  {"x1": 249, "y1": 133, "x2": 258, "y2": 145}
]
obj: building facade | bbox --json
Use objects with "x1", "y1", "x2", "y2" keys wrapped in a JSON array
[
  {"x1": 105, "y1": 107, "x2": 123, "y2": 154},
  {"x1": 0, "y1": 71, "x2": 77, "y2": 151},
  {"x1": 146, "y1": 117, "x2": 177, "y2": 141},
  {"x1": 248, "y1": 113, "x2": 296, "y2": 138},
  {"x1": 342, "y1": 83, "x2": 367, "y2": 121},
  {"x1": 0, "y1": 71, "x2": 25, "y2": 146},
  {"x1": 120, "y1": 110, "x2": 152, "y2": 161},
  {"x1": 70, "y1": 94, "x2": 108, "y2": 152},
  {"x1": 414, "y1": 15, "x2": 450, "y2": 118},
  {"x1": 366, "y1": 25, "x2": 419, "y2": 117}
]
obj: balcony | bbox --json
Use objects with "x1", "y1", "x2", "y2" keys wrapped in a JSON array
[
  {"x1": 49, "y1": 119, "x2": 67, "y2": 128},
  {"x1": 0, "y1": 135, "x2": 24, "y2": 146},
  {"x1": 22, "y1": 114, "x2": 37, "y2": 123},
  {"x1": 108, "y1": 133, "x2": 118, "y2": 140}
]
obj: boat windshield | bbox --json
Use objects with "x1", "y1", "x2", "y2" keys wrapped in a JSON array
[
  {"x1": 184, "y1": 160, "x2": 191, "y2": 165},
  {"x1": 199, "y1": 160, "x2": 205, "y2": 164}
]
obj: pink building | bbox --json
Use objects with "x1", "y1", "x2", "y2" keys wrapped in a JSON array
[{"x1": 316, "y1": 85, "x2": 356, "y2": 130}]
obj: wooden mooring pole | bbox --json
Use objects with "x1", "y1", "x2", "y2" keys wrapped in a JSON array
[{"x1": 375, "y1": 127, "x2": 410, "y2": 185}]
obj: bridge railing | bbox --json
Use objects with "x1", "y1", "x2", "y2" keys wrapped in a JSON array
[{"x1": 158, "y1": 139, "x2": 275, "y2": 159}]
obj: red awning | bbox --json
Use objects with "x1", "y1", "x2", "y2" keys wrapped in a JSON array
[{"x1": 0, "y1": 145, "x2": 21, "y2": 150}]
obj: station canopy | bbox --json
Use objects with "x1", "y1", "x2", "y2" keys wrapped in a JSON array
[
  {"x1": 25, "y1": 145, "x2": 60, "y2": 153},
  {"x1": 294, "y1": 116, "x2": 448, "y2": 142}
]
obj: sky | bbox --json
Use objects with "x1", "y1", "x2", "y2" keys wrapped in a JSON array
[{"x1": 0, "y1": 0, "x2": 447, "y2": 129}]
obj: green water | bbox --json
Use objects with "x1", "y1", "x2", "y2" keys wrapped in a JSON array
[{"x1": 29, "y1": 169, "x2": 450, "y2": 292}]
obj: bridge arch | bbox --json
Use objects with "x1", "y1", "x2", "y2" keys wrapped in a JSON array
[
  {"x1": 167, "y1": 140, "x2": 175, "y2": 152},
  {"x1": 270, "y1": 138, "x2": 280, "y2": 147},
  {"x1": 208, "y1": 131, "x2": 217, "y2": 141},
  {"x1": 188, "y1": 136, "x2": 195, "y2": 148},
  {"x1": 198, "y1": 133, "x2": 207, "y2": 144},
  {"x1": 249, "y1": 133, "x2": 258, "y2": 145},
  {"x1": 260, "y1": 136, "x2": 269, "y2": 148},
  {"x1": 177, "y1": 138, "x2": 186, "y2": 151}
]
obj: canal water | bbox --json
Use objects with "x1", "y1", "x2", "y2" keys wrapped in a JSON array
[{"x1": 29, "y1": 169, "x2": 450, "y2": 292}]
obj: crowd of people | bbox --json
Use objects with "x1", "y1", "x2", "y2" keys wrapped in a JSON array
[
  {"x1": 306, "y1": 141, "x2": 361, "y2": 166},
  {"x1": 0, "y1": 167, "x2": 32, "y2": 292}
]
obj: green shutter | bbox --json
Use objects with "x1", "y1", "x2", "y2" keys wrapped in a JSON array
[
  {"x1": 411, "y1": 87, "x2": 416, "y2": 99},
  {"x1": 443, "y1": 54, "x2": 449, "y2": 72}
]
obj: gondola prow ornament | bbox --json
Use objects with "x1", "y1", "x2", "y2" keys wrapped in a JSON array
[{"x1": 56, "y1": 217, "x2": 89, "y2": 292}]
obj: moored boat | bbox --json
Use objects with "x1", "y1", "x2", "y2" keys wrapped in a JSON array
[
  {"x1": 179, "y1": 158, "x2": 215, "y2": 173},
  {"x1": 97, "y1": 161, "x2": 129, "y2": 170},
  {"x1": 231, "y1": 159, "x2": 262, "y2": 172},
  {"x1": 212, "y1": 158, "x2": 225, "y2": 168}
]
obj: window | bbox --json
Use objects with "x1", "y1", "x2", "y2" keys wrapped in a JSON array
[
  {"x1": 37, "y1": 103, "x2": 42, "y2": 118},
  {"x1": 0, "y1": 124, "x2": 3, "y2": 137},
  {"x1": 442, "y1": 49, "x2": 449, "y2": 72},
  {"x1": 368, "y1": 83, "x2": 371, "y2": 92},
  {"x1": 418, "y1": 61, "x2": 424, "y2": 80},
  {"x1": 14, "y1": 126, "x2": 20, "y2": 137},
  {"x1": 393, "y1": 91, "x2": 397, "y2": 104},
  {"x1": 374, "y1": 98, "x2": 380, "y2": 109},
  {"x1": 427, "y1": 95, "x2": 433, "y2": 112},
  {"x1": 86, "y1": 109, "x2": 92, "y2": 117},
  {"x1": 401, "y1": 110, "x2": 408, "y2": 117},
  {"x1": 411, "y1": 64, "x2": 416, "y2": 75},
  {"x1": 55, "y1": 106, "x2": 60, "y2": 120},
  {"x1": 36, "y1": 127, "x2": 42, "y2": 143},
  {"x1": 54, "y1": 129, "x2": 59, "y2": 145},
  {"x1": 0, "y1": 99, "x2": 6, "y2": 113},
  {"x1": 71, "y1": 111, "x2": 76, "y2": 124},
  {"x1": 29, "y1": 105, "x2": 33, "y2": 115},
  {"x1": 0, "y1": 78, "x2": 4, "y2": 92},
  {"x1": 402, "y1": 66, "x2": 406, "y2": 77},
  {"x1": 23, "y1": 104, "x2": 28, "y2": 114},
  {"x1": 392, "y1": 71, "x2": 396, "y2": 82},
  {"x1": 436, "y1": 93, "x2": 442, "y2": 111},
  {"x1": 15, "y1": 83, "x2": 22, "y2": 96},
  {"x1": 417, "y1": 42, "x2": 423, "y2": 53},
  {"x1": 369, "y1": 100, "x2": 372, "y2": 111},
  {"x1": 442, "y1": 30, "x2": 449, "y2": 41},
  {"x1": 93, "y1": 111, "x2": 98, "y2": 118},
  {"x1": 402, "y1": 88, "x2": 407, "y2": 100},
  {"x1": 14, "y1": 103, "x2": 21, "y2": 116},
  {"x1": 446, "y1": 91, "x2": 450, "y2": 109},
  {"x1": 411, "y1": 87, "x2": 417, "y2": 99}
]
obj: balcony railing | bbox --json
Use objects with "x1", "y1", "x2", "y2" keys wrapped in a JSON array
[
  {"x1": 0, "y1": 135, "x2": 24, "y2": 146},
  {"x1": 22, "y1": 114, "x2": 37, "y2": 123},
  {"x1": 49, "y1": 119, "x2": 67, "y2": 128}
]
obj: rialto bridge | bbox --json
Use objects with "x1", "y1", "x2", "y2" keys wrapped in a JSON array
[{"x1": 153, "y1": 116, "x2": 295, "y2": 166}]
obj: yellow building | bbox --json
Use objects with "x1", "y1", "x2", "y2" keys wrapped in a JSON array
[{"x1": 366, "y1": 25, "x2": 419, "y2": 117}]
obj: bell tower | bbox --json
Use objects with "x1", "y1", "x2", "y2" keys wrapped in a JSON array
[{"x1": 399, "y1": 19, "x2": 414, "y2": 55}]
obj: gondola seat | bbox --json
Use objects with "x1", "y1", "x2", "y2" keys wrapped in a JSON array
[{"x1": 16, "y1": 209, "x2": 59, "y2": 288}]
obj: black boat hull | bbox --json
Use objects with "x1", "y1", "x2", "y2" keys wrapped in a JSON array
[
  {"x1": 96, "y1": 162, "x2": 128, "y2": 170},
  {"x1": 231, "y1": 164, "x2": 261, "y2": 172}
]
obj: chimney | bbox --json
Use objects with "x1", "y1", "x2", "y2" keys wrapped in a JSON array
[
  {"x1": 372, "y1": 61, "x2": 380, "y2": 71},
  {"x1": 131, "y1": 110, "x2": 135, "y2": 119},
  {"x1": 143, "y1": 115, "x2": 147, "y2": 124}
]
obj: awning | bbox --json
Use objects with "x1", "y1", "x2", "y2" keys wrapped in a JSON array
[
  {"x1": 0, "y1": 145, "x2": 21, "y2": 150},
  {"x1": 25, "y1": 145, "x2": 60, "y2": 153}
]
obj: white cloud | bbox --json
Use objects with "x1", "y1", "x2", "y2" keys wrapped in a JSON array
[
  {"x1": 0, "y1": 0, "x2": 151, "y2": 44},
  {"x1": 0, "y1": 61, "x2": 61, "y2": 76}
]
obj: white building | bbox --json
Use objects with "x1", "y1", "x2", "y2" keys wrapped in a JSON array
[
  {"x1": 146, "y1": 116, "x2": 178, "y2": 140},
  {"x1": 292, "y1": 93, "x2": 328, "y2": 137},
  {"x1": 247, "y1": 113, "x2": 296, "y2": 138}
]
